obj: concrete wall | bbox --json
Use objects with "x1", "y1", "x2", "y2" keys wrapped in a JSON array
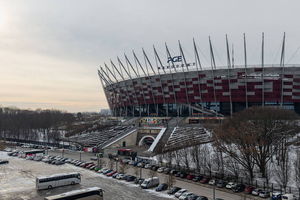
[{"x1": 105, "y1": 130, "x2": 138, "y2": 149}]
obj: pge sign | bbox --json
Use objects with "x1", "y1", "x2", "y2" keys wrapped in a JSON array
[{"x1": 167, "y1": 56, "x2": 182, "y2": 63}]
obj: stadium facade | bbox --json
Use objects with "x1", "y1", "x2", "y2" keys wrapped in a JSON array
[{"x1": 98, "y1": 35, "x2": 300, "y2": 117}]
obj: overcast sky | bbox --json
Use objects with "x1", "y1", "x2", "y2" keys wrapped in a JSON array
[{"x1": 1, "y1": 0, "x2": 300, "y2": 112}]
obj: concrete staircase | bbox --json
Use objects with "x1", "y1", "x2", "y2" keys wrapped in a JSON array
[{"x1": 151, "y1": 117, "x2": 184, "y2": 153}]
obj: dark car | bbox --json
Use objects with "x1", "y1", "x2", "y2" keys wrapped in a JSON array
[
  {"x1": 216, "y1": 180, "x2": 227, "y2": 188},
  {"x1": 196, "y1": 196, "x2": 208, "y2": 200},
  {"x1": 180, "y1": 172, "x2": 187, "y2": 178},
  {"x1": 126, "y1": 175, "x2": 136, "y2": 182},
  {"x1": 187, "y1": 194, "x2": 200, "y2": 200},
  {"x1": 103, "y1": 169, "x2": 113, "y2": 175},
  {"x1": 151, "y1": 165, "x2": 159, "y2": 171},
  {"x1": 138, "y1": 178, "x2": 145, "y2": 185},
  {"x1": 134, "y1": 178, "x2": 144, "y2": 184},
  {"x1": 155, "y1": 183, "x2": 168, "y2": 191},
  {"x1": 55, "y1": 161, "x2": 65, "y2": 165},
  {"x1": 175, "y1": 171, "x2": 181, "y2": 177},
  {"x1": 167, "y1": 186, "x2": 181, "y2": 195},
  {"x1": 232, "y1": 184, "x2": 245, "y2": 192},
  {"x1": 192, "y1": 176, "x2": 203, "y2": 182},
  {"x1": 0, "y1": 160, "x2": 9, "y2": 164},
  {"x1": 170, "y1": 170, "x2": 178, "y2": 175},
  {"x1": 112, "y1": 173, "x2": 119, "y2": 178},
  {"x1": 200, "y1": 177, "x2": 210, "y2": 184}
]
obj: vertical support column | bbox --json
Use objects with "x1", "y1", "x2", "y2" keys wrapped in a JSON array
[
  {"x1": 280, "y1": 33, "x2": 286, "y2": 107},
  {"x1": 193, "y1": 38, "x2": 204, "y2": 117},
  {"x1": 165, "y1": 43, "x2": 179, "y2": 117},
  {"x1": 209, "y1": 36, "x2": 218, "y2": 116},
  {"x1": 226, "y1": 35, "x2": 233, "y2": 117},
  {"x1": 178, "y1": 40, "x2": 191, "y2": 116},
  {"x1": 243, "y1": 33, "x2": 249, "y2": 109},
  {"x1": 261, "y1": 32, "x2": 265, "y2": 107}
]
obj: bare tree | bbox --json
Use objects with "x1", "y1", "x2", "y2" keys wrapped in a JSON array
[
  {"x1": 214, "y1": 107, "x2": 299, "y2": 183},
  {"x1": 178, "y1": 148, "x2": 191, "y2": 171},
  {"x1": 273, "y1": 138, "x2": 291, "y2": 192},
  {"x1": 200, "y1": 144, "x2": 213, "y2": 177},
  {"x1": 173, "y1": 150, "x2": 182, "y2": 170},
  {"x1": 224, "y1": 156, "x2": 241, "y2": 181},
  {"x1": 191, "y1": 144, "x2": 203, "y2": 174},
  {"x1": 294, "y1": 150, "x2": 300, "y2": 188}
]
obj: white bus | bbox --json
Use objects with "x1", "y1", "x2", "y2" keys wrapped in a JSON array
[
  {"x1": 44, "y1": 187, "x2": 103, "y2": 200},
  {"x1": 36, "y1": 172, "x2": 81, "y2": 190}
]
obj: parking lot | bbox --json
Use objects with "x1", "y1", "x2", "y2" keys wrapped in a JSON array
[
  {"x1": 47, "y1": 150, "x2": 258, "y2": 200},
  {"x1": 0, "y1": 151, "x2": 172, "y2": 200},
  {"x1": 0, "y1": 148, "x2": 266, "y2": 200}
]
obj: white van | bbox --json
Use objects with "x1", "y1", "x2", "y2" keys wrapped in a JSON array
[
  {"x1": 141, "y1": 177, "x2": 159, "y2": 189},
  {"x1": 282, "y1": 194, "x2": 296, "y2": 200}
]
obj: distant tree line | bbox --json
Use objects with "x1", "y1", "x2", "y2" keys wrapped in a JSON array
[{"x1": 0, "y1": 106, "x2": 75, "y2": 143}]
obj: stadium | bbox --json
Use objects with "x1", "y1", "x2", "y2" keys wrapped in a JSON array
[{"x1": 98, "y1": 35, "x2": 300, "y2": 117}]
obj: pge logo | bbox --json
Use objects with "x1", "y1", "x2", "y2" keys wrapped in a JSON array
[{"x1": 167, "y1": 56, "x2": 182, "y2": 63}]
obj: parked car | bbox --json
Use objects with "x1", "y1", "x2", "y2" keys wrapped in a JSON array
[
  {"x1": 170, "y1": 169, "x2": 178, "y2": 175},
  {"x1": 179, "y1": 192, "x2": 193, "y2": 200},
  {"x1": 90, "y1": 157, "x2": 98, "y2": 161},
  {"x1": 258, "y1": 190, "x2": 270, "y2": 198},
  {"x1": 144, "y1": 164, "x2": 152, "y2": 169},
  {"x1": 151, "y1": 165, "x2": 159, "y2": 171},
  {"x1": 252, "y1": 188, "x2": 263, "y2": 196},
  {"x1": 271, "y1": 192, "x2": 282, "y2": 200},
  {"x1": 282, "y1": 193, "x2": 297, "y2": 200},
  {"x1": 33, "y1": 156, "x2": 43, "y2": 161},
  {"x1": 137, "y1": 178, "x2": 145, "y2": 185},
  {"x1": 175, "y1": 189, "x2": 187, "y2": 198},
  {"x1": 163, "y1": 168, "x2": 171, "y2": 174},
  {"x1": 103, "y1": 169, "x2": 113, "y2": 175},
  {"x1": 134, "y1": 178, "x2": 144, "y2": 185},
  {"x1": 200, "y1": 177, "x2": 210, "y2": 184},
  {"x1": 186, "y1": 174, "x2": 195, "y2": 180},
  {"x1": 192, "y1": 176, "x2": 203, "y2": 182},
  {"x1": 167, "y1": 186, "x2": 181, "y2": 195},
  {"x1": 97, "y1": 168, "x2": 108, "y2": 173},
  {"x1": 116, "y1": 174, "x2": 125, "y2": 180},
  {"x1": 179, "y1": 172, "x2": 187, "y2": 178},
  {"x1": 208, "y1": 179, "x2": 216, "y2": 185},
  {"x1": 216, "y1": 180, "x2": 227, "y2": 188},
  {"x1": 157, "y1": 167, "x2": 165, "y2": 173},
  {"x1": 226, "y1": 182, "x2": 237, "y2": 189},
  {"x1": 244, "y1": 186, "x2": 255, "y2": 194},
  {"x1": 89, "y1": 166, "x2": 95, "y2": 170},
  {"x1": 187, "y1": 194, "x2": 200, "y2": 200},
  {"x1": 106, "y1": 171, "x2": 117, "y2": 176},
  {"x1": 195, "y1": 196, "x2": 208, "y2": 200},
  {"x1": 112, "y1": 173, "x2": 119, "y2": 178},
  {"x1": 0, "y1": 160, "x2": 9, "y2": 164},
  {"x1": 126, "y1": 175, "x2": 136, "y2": 182},
  {"x1": 141, "y1": 177, "x2": 159, "y2": 189},
  {"x1": 232, "y1": 184, "x2": 245, "y2": 193},
  {"x1": 137, "y1": 162, "x2": 145, "y2": 168},
  {"x1": 155, "y1": 183, "x2": 168, "y2": 191}
]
